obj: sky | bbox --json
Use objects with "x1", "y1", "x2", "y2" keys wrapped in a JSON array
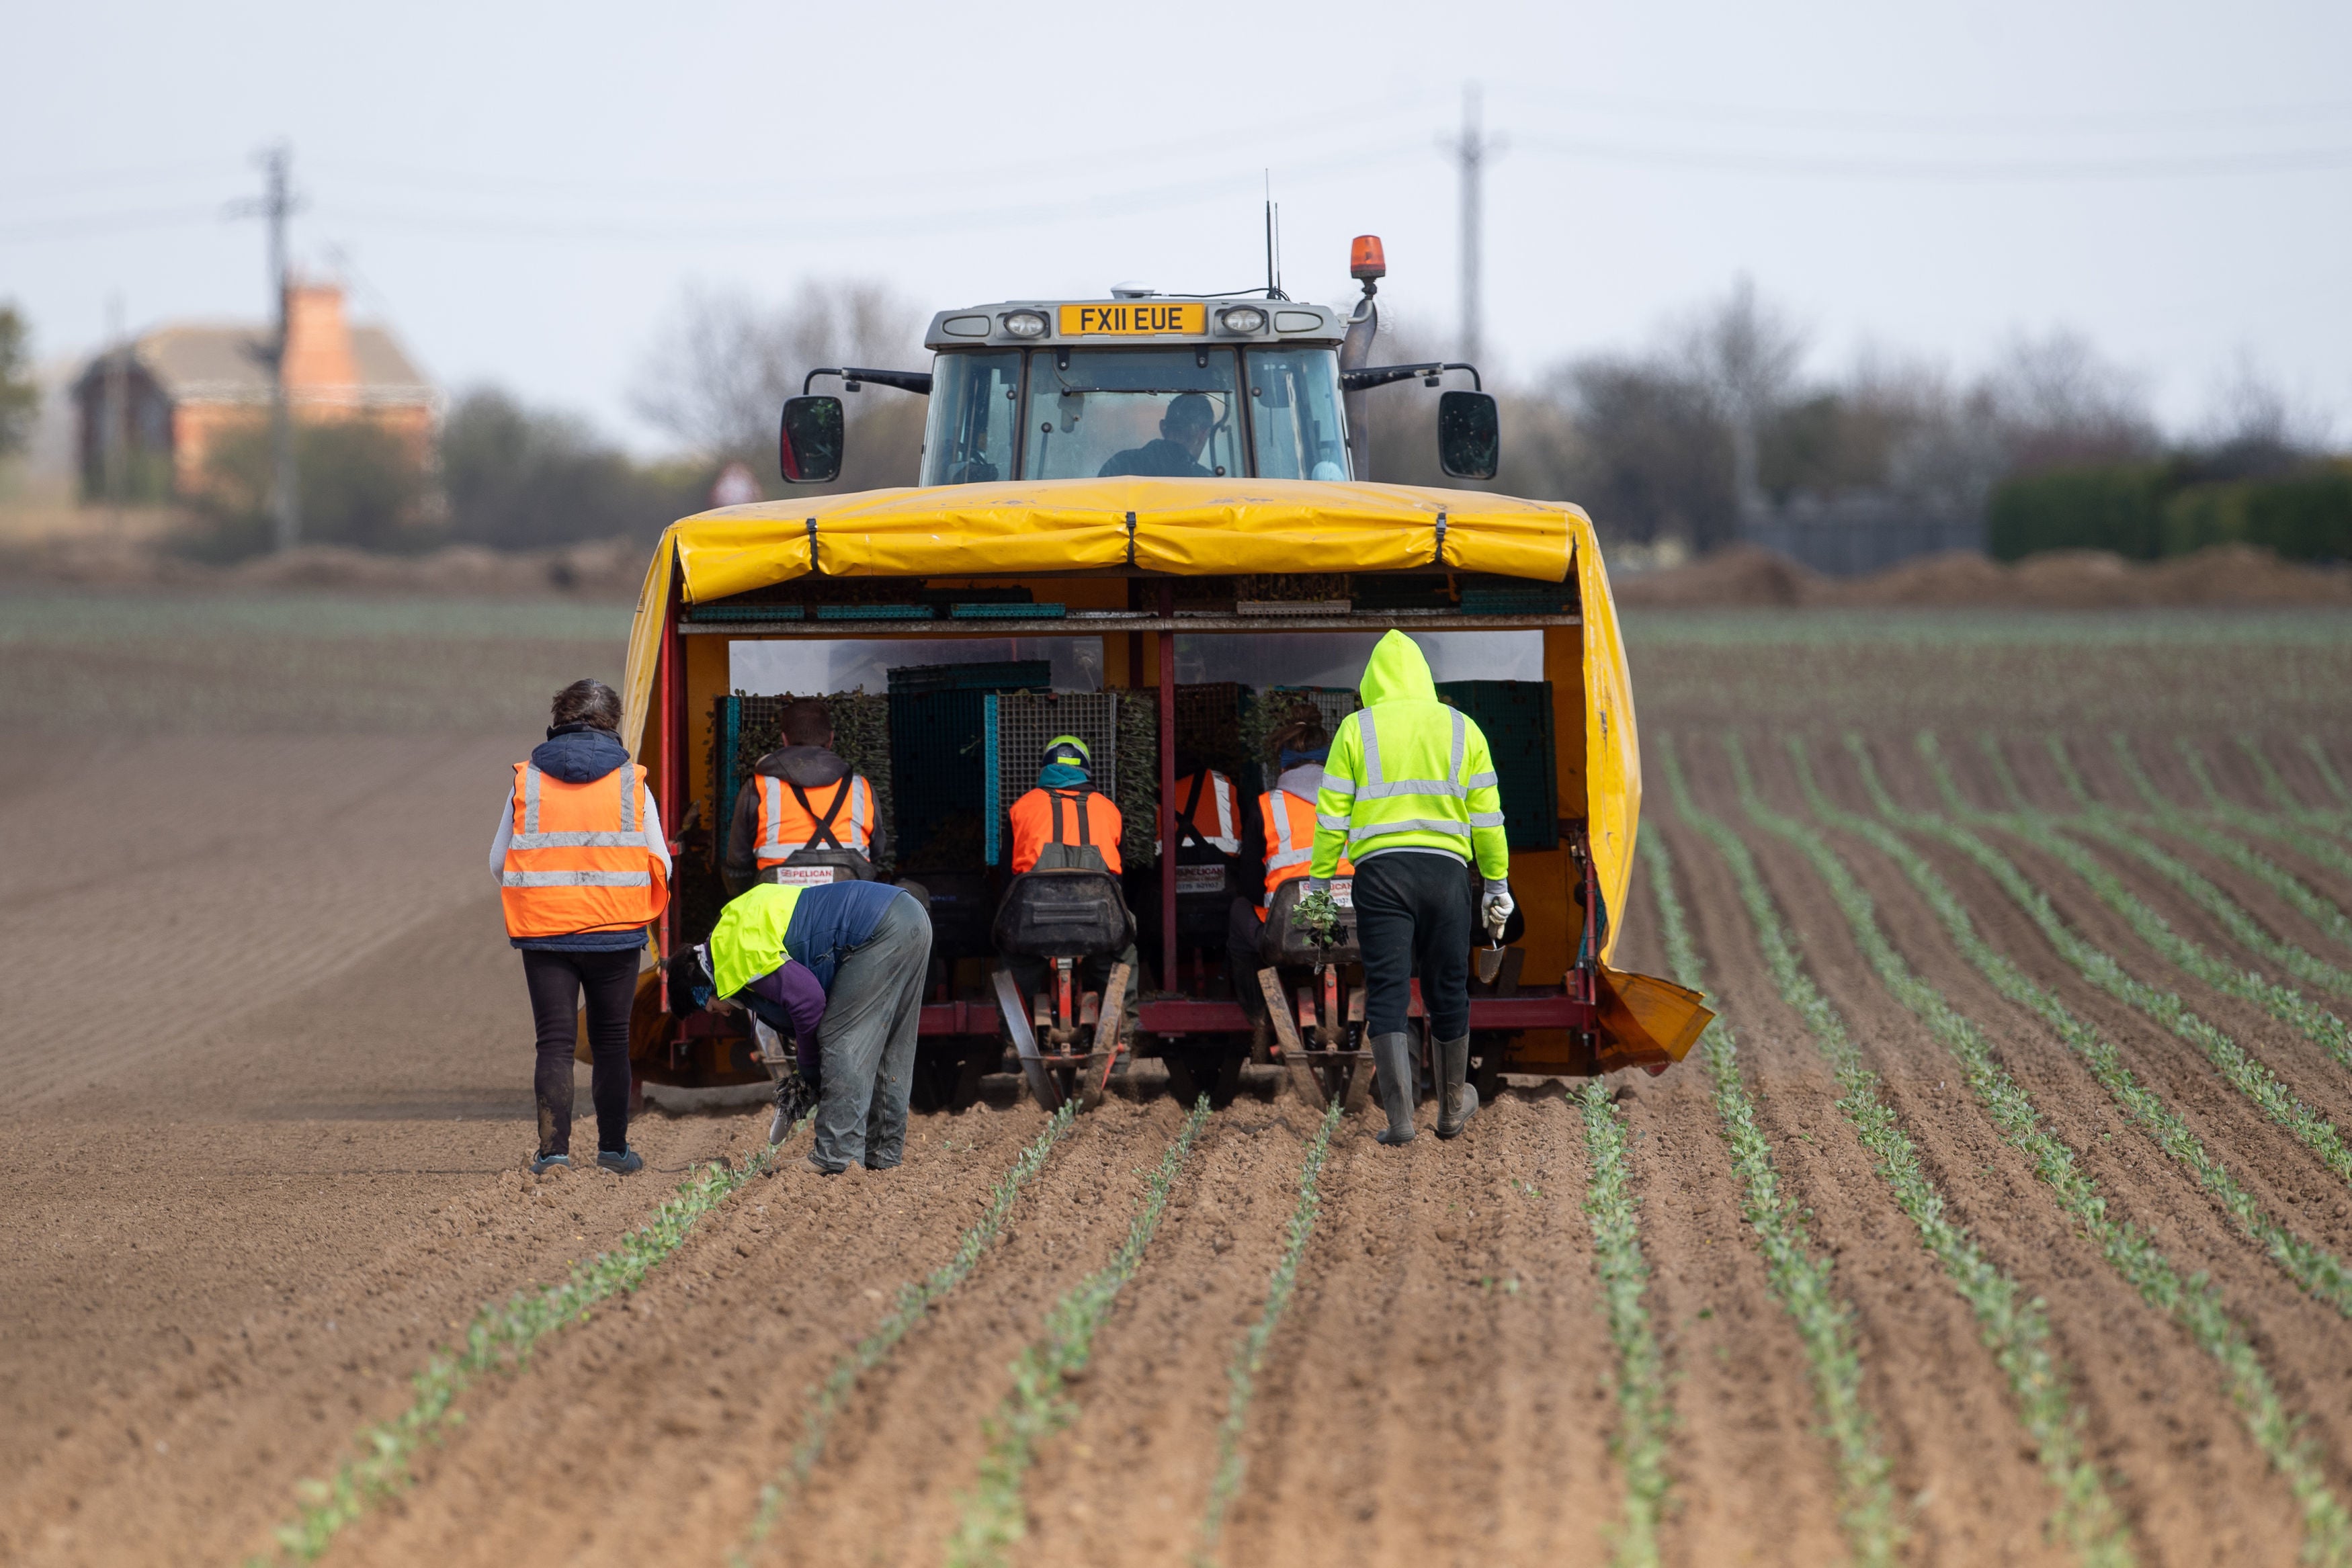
[{"x1": 5, "y1": 0, "x2": 2349, "y2": 455}]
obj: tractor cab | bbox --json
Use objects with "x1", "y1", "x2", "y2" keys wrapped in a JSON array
[{"x1": 778, "y1": 261, "x2": 1500, "y2": 490}]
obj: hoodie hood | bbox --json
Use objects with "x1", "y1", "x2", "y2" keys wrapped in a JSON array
[
  {"x1": 1358, "y1": 629, "x2": 1437, "y2": 706},
  {"x1": 531, "y1": 726, "x2": 630, "y2": 783},
  {"x1": 756, "y1": 746, "x2": 850, "y2": 788}
]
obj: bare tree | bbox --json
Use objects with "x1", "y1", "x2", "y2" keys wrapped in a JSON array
[
  {"x1": 1980, "y1": 329, "x2": 2156, "y2": 472},
  {"x1": 633, "y1": 278, "x2": 927, "y2": 490},
  {"x1": 2195, "y1": 351, "x2": 2332, "y2": 476},
  {"x1": 1677, "y1": 277, "x2": 1808, "y2": 519}
]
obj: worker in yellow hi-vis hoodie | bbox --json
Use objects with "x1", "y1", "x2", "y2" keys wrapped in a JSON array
[{"x1": 1309, "y1": 631, "x2": 1510, "y2": 1145}]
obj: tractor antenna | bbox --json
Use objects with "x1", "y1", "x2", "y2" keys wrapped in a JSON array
[{"x1": 1263, "y1": 171, "x2": 1287, "y2": 300}]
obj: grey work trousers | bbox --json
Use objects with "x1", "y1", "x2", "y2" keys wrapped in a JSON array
[{"x1": 811, "y1": 891, "x2": 932, "y2": 1172}]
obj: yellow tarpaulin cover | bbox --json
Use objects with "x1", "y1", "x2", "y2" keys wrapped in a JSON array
[
  {"x1": 618, "y1": 474, "x2": 1638, "y2": 961},
  {"x1": 655, "y1": 476, "x2": 1574, "y2": 606}
]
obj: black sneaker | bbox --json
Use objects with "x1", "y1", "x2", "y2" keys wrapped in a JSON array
[
  {"x1": 596, "y1": 1148, "x2": 644, "y2": 1174},
  {"x1": 530, "y1": 1152, "x2": 571, "y2": 1175}
]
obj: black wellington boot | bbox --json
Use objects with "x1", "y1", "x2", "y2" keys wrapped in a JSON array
[
  {"x1": 1371, "y1": 1031, "x2": 1417, "y2": 1145},
  {"x1": 1435, "y1": 1033, "x2": 1478, "y2": 1139}
]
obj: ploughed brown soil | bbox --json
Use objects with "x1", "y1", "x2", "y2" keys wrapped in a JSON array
[
  {"x1": 5, "y1": 589, "x2": 2352, "y2": 1565},
  {"x1": 1616, "y1": 541, "x2": 2352, "y2": 609}
]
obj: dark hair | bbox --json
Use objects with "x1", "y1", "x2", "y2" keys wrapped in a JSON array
[
  {"x1": 1165, "y1": 392, "x2": 1214, "y2": 429},
  {"x1": 1265, "y1": 701, "x2": 1329, "y2": 759},
  {"x1": 781, "y1": 697, "x2": 834, "y2": 747},
  {"x1": 551, "y1": 679, "x2": 622, "y2": 732}
]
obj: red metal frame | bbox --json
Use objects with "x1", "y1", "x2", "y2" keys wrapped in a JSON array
[
  {"x1": 1137, "y1": 992, "x2": 1597, "y2": 1036},
  {"x1": 1155, "y1": 582, "x2": 1177, "y2": 991}
]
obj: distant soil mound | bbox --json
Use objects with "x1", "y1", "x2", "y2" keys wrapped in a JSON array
[
  {"x1": 0, "y1": 535, "x2": 647, "y2": 599},
  {"x1": 1616, "y1": 542, "x2": 2352, "y2": 609},
  {"x1": 1610, "y1": 544, "x2": 1824, "y2": 607}
]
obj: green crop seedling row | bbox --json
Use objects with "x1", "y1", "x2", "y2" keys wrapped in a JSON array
[
  {"x1": 2303, "y1": 736, "x2": 2352, "y2": 818},
  {"x1": 2039, "y1": 737, "x2": 2352, "y2": 1005},
  {"x1": 2168, "y1": 737, "x2": 2352, "y2": 892},
  {"x1": 1866, "y1": 736, "x2": 2352, "y2": 1191},
  {"x1": 1193, "y1": 1098, "x2": 1347, "y2": 1567},
  {"x1": 944, "y1": 1097, "x2": 1212, "y2": 1568},
  {"x1": 1742, "y1": 740, "x2": 2351, "y2": 1563},
  {"x1": 1817, "y1": 740, "x2": 2352, "y2": 1318},
  {"x1": 1945, "y1": 733, "x2": 2352, "y2": 1072},
  {"x1": 2238, "y1": 736, "x2": 2352, "y2": 838},
  {"x1": 734, "y1": 1102, "x2": 1081, "y2": 1563},
  {"x1": 257, "y1": 1117, "x2": 813, "y2": 1567},
  {"x1": 2105, "y1": 735, "x2": 2352, "y2": 953},
  {"x1": 1645, "y1": 747, "x2": 1900, "y2": 1568},
  {"x1": 1574, "y1": 1064, "x2": 1675, "y2": 1568},
  {"x1": 1654, "y1": 740, "x2": 2130, "y2": 1565}
]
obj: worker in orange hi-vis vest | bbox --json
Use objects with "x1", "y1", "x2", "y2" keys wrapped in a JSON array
[
  {"x1": 489, "y1": 679, "x2": 670, "y2": 1177},
  {"x1": 1002, "y1": 734, "x2": 1134, "y2": 1012},
  {"x1": 723, "y1": 697, "x2": 886, "y2": 890},
  {"x1": 1226, "y1": 705, "x2": 1350, "y2": 1022},
  {"x1": 1006, "y1": 734, "x2": 1124, "y2": 875}
]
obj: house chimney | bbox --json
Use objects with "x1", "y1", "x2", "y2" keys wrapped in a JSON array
[{"x1": 282, "y1": 281, "x2": 360, "y2": 396}]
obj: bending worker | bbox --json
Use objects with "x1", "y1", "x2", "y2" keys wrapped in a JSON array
[
  {"x1": 723, "y1": 696, "x2": 885, "y2": 890},
  {"x1": 681, "y1": 877, "x2": 931, "y2": 1173},
  {"x1": 492, "y1": 679, "x2": 669, "y2": 1176},
  {"x1": 1226, "y1": 705, "x2": 1349, "y2": 1022},
  {"x1": 1309, "y1": 631, "x2": 1509, "y2": 1144}
]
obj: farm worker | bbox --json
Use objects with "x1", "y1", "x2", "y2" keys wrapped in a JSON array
[
  {"x1": 1226, "y1": 706, "x2": 1352, "y2": 1020},
  {"x1": 1169, "y1": 760, "x2": 1243, "y2": 857},
  {"x1": 491, "y1": 679, "x2": 670, "y2": 1176},
  {"x1": 1004, "y1": 734, "x2": 1134, "y2": 1014},
  {"x1": 1310, "y1": 631, "x2": 1509, "y2": 1145},
  {"x1": 723, "y1": 696, "x2": 887, "y2": 891},
  {"x1": 1098, "y1": 392, "x2": 1216, "y2": 478},
  {"x1": 689, "y1": 878, "x2": 933, "y2": 1173},
  {"x1": 1007, "y1": 736, "x2": 1124, "y2": 875}
]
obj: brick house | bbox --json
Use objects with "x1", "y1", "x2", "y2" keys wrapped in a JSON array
[{"x1": 73, "y1": 283, "x2": 435, "y2": 499}]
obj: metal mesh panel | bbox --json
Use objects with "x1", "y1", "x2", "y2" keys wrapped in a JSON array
[{"x1": 985, "y1": 691, "x2": 1120, "y2": 864}]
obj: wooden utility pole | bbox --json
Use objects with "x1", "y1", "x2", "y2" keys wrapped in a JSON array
[
  {"x1": 260, "y1": 144, "x2": 300, "y2": 552},
  {"x1": 1442, "y1": 85, "x2": 1502, "y2": 367}
]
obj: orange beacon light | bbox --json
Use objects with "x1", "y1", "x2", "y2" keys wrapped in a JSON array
[{"x1": 1349, "y1": 234, "x2": 1387, "y2": 281}]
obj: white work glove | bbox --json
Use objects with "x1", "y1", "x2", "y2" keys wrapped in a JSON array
[
  {"x1": 1482, "y1": 880, "x2": 1514, "y2": 932},
  {"x1": 1305, "y1": 877, "x2": 1331, "y2": 896}
]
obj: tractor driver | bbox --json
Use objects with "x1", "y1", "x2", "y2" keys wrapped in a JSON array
[{"x1": 1098, "y1": 392, "x2": 1217, "y2": 478}]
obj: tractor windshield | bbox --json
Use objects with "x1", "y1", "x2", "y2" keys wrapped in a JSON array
[
  {"x1": 1245, "y1": 346, "x2": 1350, "y2": 480},
  {"x1": 1022, "y1": 348, "x2": 1244, "y2": 481},
  {"x1": 920, "y1": 349, "x2": 1021, "y2": 486}
]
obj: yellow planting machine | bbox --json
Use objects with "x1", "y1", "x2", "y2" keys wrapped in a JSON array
[{"x1": 614, "y1": 237, "x2": 1710, "y2": 1109}]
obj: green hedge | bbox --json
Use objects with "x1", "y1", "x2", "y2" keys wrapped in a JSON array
[{"x1": 1991, "y1": 462, "x2": 2352, "y2": 563}]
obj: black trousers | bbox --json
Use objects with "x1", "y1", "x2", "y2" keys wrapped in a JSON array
[
  {"x1": 1224, "y1": 896, "x2": 1270, "y2": 1022},
  {"x1": 1353, "y1": 851, "x2": 1474, "y2": 1041},
  {"x1": 522, "y1": 947, "x2": 638, "y2": 1158}
]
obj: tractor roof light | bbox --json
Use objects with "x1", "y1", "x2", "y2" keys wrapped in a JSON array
[
  {"x1": 1349, "y1": 234, "x2": 1386, "y2": 281},
  {"x1": 1218, "y1": 305, "x2": 1267, "y2": 335},
  {"x1": 1001, "y1": 309, "x2": 1048, "y2": 339}
]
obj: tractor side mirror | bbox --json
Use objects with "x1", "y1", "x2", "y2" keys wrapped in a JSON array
[
  {"x1": 1437, "y1": 390, "x2": 1499, "y2": 480},
  {"x1": 778, "y1": 395, "x2": 844, "y2": 484}
]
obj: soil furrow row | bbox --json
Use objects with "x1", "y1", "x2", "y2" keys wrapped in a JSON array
[
  {"x1": 944, "y1": 1097, "x2": 1212, "y2": 1567},
  {"x1": 1655, "y1": 751, "x2": 2130, "y2": 1564},
  {"x1": 317, "y1": 1100, "x2": 1092, "y2": 1568},
  {"x1": 1655, "y1": 738, "x2": 1902, "y2": 1567},
  {"x1": 1736, "y1": 738, "x2": 2352, "y2": 1563},
  {"x1": 735, "y1": 1101, "x2": 1080, "y2": 1558},
  {"x1": 1859, "y1": 738, "x2": 2352, "y2": 1192}
]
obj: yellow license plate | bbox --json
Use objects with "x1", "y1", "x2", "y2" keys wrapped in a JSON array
[{"x1": 1059, "y1": 302, "x2": 1206, "y2": 336}]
